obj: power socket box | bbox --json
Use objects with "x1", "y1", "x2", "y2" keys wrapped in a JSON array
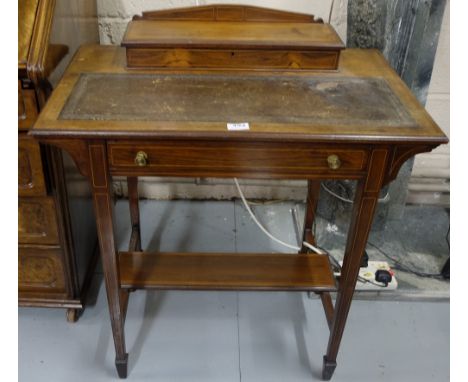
[{"x1": 334, "y1": 261, "x2": 398, "y2": 291}]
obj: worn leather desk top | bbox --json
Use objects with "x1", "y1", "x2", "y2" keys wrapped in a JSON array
[{"x1": 60, "y1": 74, "x2": 415, "y2": 128}]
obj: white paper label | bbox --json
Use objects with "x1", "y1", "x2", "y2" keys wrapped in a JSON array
[{"x1": 227, "y1": 122, "x2": 250, "y2": 131}]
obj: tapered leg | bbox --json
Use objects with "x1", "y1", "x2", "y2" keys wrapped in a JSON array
[
  {"x1": 300, "y1": 180, "x2": 321, "y2": 252},
  {"x1": 319, "y1": 292, "x2": 334, "y2": 330},
  {"x1": 127, "y1": 177, "x2": 142, "y2": 251},
  {"x1": 322, "y1": 149, "x2": 389, "y2": 380},
  {"x1": 89, "y1": 143, "x2": 128, "y2": 378},
  {"x1": 301, "y1": 182, "x2": 336, "y2": 333}
]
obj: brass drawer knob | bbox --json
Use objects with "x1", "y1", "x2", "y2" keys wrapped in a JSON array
[
  {"x1": 327, "y1": 154, "x2": 341, "y2": 170},
  {"x1": 134, "y1": 151, "x2": 148, "y2": 166}
]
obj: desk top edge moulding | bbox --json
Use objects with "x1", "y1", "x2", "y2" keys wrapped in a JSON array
[{"x1": 29, "y1": 4, "x2": 448, "y2": 380}]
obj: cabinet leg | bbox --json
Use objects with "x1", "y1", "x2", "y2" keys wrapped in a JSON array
[
  {"x1": 66, "y1": 308, "x2": 82, "y2": 323},
  {"x1": 300, "y1": 180, "x2": 321, "y2": 252}
]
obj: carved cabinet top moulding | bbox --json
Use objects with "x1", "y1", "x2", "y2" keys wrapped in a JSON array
[{"x1": 133, "y1": 4, "x2": 324, "y2": 23}]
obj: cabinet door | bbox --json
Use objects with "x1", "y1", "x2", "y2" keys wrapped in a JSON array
[
  {"x1": 19, "y1": 135, "x2": 47, "y2": 197},
  {"x1": 18, "y1": 197, "x2": 59, "y2": 245},
  {"x1": 18, "y1": 246, "x2": 66, "y2": 294}
]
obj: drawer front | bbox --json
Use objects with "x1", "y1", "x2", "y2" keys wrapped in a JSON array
[
  {"x1": 108, "y1": 141, "x2": 369, "y2": 178},
  {"x1": 18, "y1": 82, "x2": 38, "y2": 130},
  {"x1": 19, "y1": 135, "x2": 47, "y2": 196},
  {"x1": 127, "y1": 48, "x2": 339, "y2": 71},
  {"x1": 19, "y1": 197, "x2": 60, "y2": 245},
  {"x1": 18, "y1": 246, "x2": 66, "y2": 293}
]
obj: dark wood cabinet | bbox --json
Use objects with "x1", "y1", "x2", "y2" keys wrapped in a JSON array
[{"x1": 18, "y1": 0, "x2": 96, "y2": 322}]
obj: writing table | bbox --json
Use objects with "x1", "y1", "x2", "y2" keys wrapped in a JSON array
[{"x1": 31, "y1": 44, "x2": 447, "y2": 379}]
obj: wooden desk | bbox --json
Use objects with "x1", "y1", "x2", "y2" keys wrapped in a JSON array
[{"x1": 31, "y1": 44, "x2": 447, "y2": 379}]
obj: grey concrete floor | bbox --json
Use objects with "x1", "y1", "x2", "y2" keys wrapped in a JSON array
[{"x1": 19, "y1": 200, "x2": 450, "y2": 381}]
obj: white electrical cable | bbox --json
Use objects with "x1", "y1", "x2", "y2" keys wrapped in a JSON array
[
  {"x1": 302, "y1": 241, "x2": 326, "y2": 254},
  {"x1": 233, "y1": 178, "x2": 326, "y2": 255},
  {"x1": 321, "y1": 183, "x2": 354, "y2": 204},
  {"x1": 321, "y1": 182, "x2": 390, "y2": 204}
]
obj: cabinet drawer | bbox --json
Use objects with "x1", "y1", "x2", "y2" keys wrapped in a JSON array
[
  {"x1": 18, "y1": 246, "x2": 66, "y2": 293},
  {"x1": 19, "y1": 135, "x2": 47, "y2": 196},
  {"x1": 18, "y1": 82, "x2": 38, "y2": 130},
  {"x1": 19, "y1": 197, "x2": 59, "y2": 245},
  {"x1": 108, "y1": 141, "x2": 369, "y2": 178},
  {"x1": 126, "y1": 48, "x2": 340, "y2": 71}
]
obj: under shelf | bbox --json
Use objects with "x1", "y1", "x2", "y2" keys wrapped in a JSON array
[{"x1": 119, "y1": 252, "x2": 336, "y2": 291}]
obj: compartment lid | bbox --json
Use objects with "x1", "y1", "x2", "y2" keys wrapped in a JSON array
[{"x1": 121, "y1": 20, "x2": 345, "y2": 51}]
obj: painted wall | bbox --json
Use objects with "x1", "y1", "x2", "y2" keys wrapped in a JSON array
[
  {"x1": 97, "y1": 0, "x2": 348, "y2": 43},
  {"x1": 408, "y1": 1, "x2": 450, "y2": 205},
  {"x1": 49, "y1": 0, "x2": 100, "y2": 87}
]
